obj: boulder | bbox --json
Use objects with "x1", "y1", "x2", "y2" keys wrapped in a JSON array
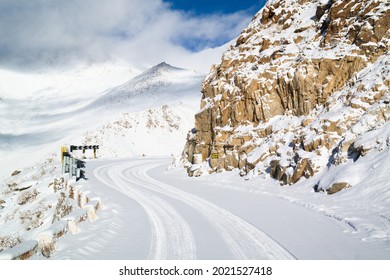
[{"x1": 327, "y1": 182, "x2": 352, "y2": 195}]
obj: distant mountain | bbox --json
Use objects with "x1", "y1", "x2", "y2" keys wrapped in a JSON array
[
  {"x1": 0, "y1": 61, "x2": 204, "y2": 180},
  {"x1": 93, "y1": 62, "x2": 203, "y2": 109},
  {"x1": 80, "y1": 62, "x2": 205, "y2": 158}
]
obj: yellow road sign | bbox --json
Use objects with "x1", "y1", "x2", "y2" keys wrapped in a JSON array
[{"x1": 211, "y1": 153, "x2": 219, "y2": 159}]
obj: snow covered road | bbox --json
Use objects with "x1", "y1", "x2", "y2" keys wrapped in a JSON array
[
  {"x1": 94, "y1": 161, "x2": 197, "y2": 260},
  {"x1": 49, "y1": 157, "x2": 389, "y2": 260}
]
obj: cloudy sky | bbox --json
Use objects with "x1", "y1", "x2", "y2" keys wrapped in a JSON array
[{"x1": 0, "y1": 0, "x2": 266, "y2": 72}]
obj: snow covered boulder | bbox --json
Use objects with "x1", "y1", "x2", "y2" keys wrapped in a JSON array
[
  {"x1": 326, "y1": 182, "x2": 352, "y2": 195},
  {"x1": 0, "y1": 240, "x2": 38, "y2": 260}
]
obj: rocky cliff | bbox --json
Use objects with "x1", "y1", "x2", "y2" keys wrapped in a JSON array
[{"x1": 183, "y1": 0, "x2": 389, "y2": 190}]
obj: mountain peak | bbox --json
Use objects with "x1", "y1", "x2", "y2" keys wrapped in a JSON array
[
  {"x1": 129, "y1": 62, "x2": 189, "y2": 83},
  {"x1": 156, "y1": 61, "x2": 170, "y2": 67},
  {"x1": 151, "y1": 61, "x2": 185, "y2": 72}
]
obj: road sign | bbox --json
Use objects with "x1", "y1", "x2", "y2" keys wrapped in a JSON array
[{"x1": 211, "y1": 153, "x2": 219, "y2": 160}]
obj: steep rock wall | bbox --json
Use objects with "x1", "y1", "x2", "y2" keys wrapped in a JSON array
[{"x1": 183, "y1": 0, "x2": 390, "y2": 184}]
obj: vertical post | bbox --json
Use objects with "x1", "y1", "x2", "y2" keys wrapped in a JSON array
[
  {"x1": 93, "y1": 148, "x2": 97, "y2": 159},
  {"x1": 61, "y1": 146, "x2": 68, "y2": 164},
  {"x1": 62, "y1": 156, "x2": 66, "y2": 174},
  {"x1": 70, "y1": 157, "x2": 77, "y2": 177},
  {"x1": 66, "y1": 157, "x2": 70, "y2": 173},
  {"x1": 63, "y1": 156, "x2": 70, "y2": 174}
]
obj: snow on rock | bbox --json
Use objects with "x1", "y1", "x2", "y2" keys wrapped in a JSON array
[
  {"x1": 183, "y1": 0, "x2": 390, "y2": 194},
  {"x1": 0, "y1": 240, "x2": 38, "y2": 260},
  {"x1": 81, "y1": 104, "x2": 196, "y2": 158},
  {"x1": 0, "y1": 158, "x2": 103, "y2": 258}
]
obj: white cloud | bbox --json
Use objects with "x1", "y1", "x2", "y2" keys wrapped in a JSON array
[{"x1": 0, "y1": 0, "x2": 252, "y2": 72}]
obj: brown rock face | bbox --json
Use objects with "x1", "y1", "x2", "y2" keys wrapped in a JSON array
[{"x1": 182, "y1": 0, "x2": 390, "y2": 184}]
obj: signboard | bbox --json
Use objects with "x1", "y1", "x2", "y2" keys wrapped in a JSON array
[
  {"x1": 62, "y1": 144, "x2": 98, "y2": 180},
  {"x1": 211, "y1": 153, "x2": 219, "y2": 160},
  {"x1": 70, "y1": 145, "x2": 99, "y2": 152}
]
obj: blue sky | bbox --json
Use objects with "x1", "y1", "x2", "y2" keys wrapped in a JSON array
[
  {"x1": 167, "y1": 0, "x2": 266, "y2": 15},
  {"x1": 167, "y1": 0, "x2": 267, "y2": 51},
  {"x1": 0, "y1": 0, "x2": 267, "y2": 71}
]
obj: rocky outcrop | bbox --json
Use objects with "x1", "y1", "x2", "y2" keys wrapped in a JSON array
[
  {"x1": 326, "y1": 182, "x2": 352, "y2": 195},
  {"x1": 183, "y1": 0, "x2": 390, "y2": 186}
]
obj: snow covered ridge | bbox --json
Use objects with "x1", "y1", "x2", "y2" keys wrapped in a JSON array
[
  {"x1": 182, "y1": 0, "x2": 390, "y2": 193},
  {"x1": 92, "y1": 62, "x2": 203, "y2": 108}
]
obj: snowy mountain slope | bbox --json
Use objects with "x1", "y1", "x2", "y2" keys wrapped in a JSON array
[
  {"x1": 76, "y1": 62, "x2": 204, "y2": 158},
  {"x1": 0, "y1": 61, "x2": 204, "y2": 180},
  {"x1": 0, "y1": 61, "x2": 134, "y2": 184},
  {"x1": 0, "y1": 59, "x2": 138, "y2": 101},
  {"x1": 0, "y1": 60, "x2": 205, "y2": 258},
  {"x1": 90, "y1": 62, "x2": 204, "y2": 115}
]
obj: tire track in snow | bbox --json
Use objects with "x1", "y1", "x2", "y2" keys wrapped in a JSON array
[
  {"x1": 94, "y1": 162, "x2": 196, "y2": 260},
  {"x1": 123, "y1": 159, "x2": 296, "y2": 260}
]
